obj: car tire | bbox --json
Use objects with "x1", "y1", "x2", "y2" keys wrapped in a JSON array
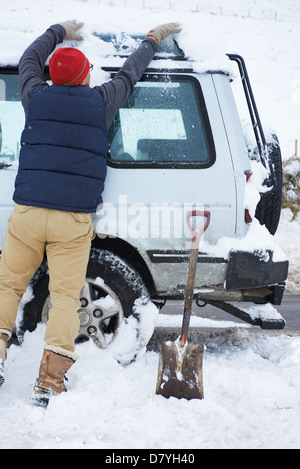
[
  {"x1": 255, "y1": 136, "x2": 282, "y2": 235},
  {"x1": 19, "y1": 248, "x2": 155, "y2": 364}
]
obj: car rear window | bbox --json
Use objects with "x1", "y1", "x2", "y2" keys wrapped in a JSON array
[
  {"x1": 0, "y1": 71, "x2": 215, "y2": 169},
  {"x1": 108, "y1": 75, "x2": 215, "y2": 168}
]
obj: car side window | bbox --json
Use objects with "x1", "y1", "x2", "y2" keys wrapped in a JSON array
[
  {"x1": 108, "y1": 75, "x2": 215, "y2": 168},
  {"x1": 0, "y1": 74, "x2": 24, "y2": 165}
]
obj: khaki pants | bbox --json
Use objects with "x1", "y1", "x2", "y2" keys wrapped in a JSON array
[{"x1": 0, "y1": 204, "x2": 94, "y2": 357}]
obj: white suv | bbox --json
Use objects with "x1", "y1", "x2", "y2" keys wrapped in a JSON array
[{"x1": 0, "y1": 37, "x2": 288, "y2": 355}]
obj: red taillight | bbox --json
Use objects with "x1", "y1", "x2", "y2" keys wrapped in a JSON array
[
  {"x1": 245, "y1": 208, "x2": 252, "y2": 224},
  {"x1": 244, "y1": 170, "x2": 252, "y2": 182},
  {"x1": 244, "y1": 170, "x2": 253, "y2": 223}
]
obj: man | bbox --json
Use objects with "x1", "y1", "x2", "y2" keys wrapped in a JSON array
[{"x1": 0, "y1": 20, "x2": 181, "y2": 406}]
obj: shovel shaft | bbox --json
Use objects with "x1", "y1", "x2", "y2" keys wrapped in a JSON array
[
  {"x1": 155, "y1": 210, "x2": 211, "y2": 401},
  {"x1": 181, "y1": 246, "x2": 199, "y2": 341},
  {"x1": 181, "y1": 211, "x2": 211, "y2": 343}
]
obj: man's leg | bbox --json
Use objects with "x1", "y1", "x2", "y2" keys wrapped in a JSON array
[
  {"x1": 0, "y1": 205, "x2": 46, "y2": 335},
  {"x1": 32, "y1": 210, "x2": 94, "y2": 406},
  {"x1": 0, "y1": 332, "x2": 9, "y2": 386},
  {"x1": 0, "y1": 204, "x2": 46, "y2": 387},
  {"x1": 44, "y1": 210, "x2": 94, "y2": 355}
]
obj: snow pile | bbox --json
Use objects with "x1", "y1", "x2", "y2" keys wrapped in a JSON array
[
  {"x1": 1, "y1": 323, "x2": 300, "y2": 449},
  {"x1": 210, "y1": 218, "x2": 287, "y2": 263},
  {"x1": 156, "y1": 313, "x2": 249, "y2": 329},
  {"x1": 244, "y1": 160, "x2": 269, "y2": 216},
  {"x1": 241, "y1": 302, "x2": 284, "y2": 322},
  {"x1": 108, "y1": 299, "x2": 159, "y2": 365}
]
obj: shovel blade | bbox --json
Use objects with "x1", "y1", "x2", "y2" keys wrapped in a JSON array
[{"x1": 156, "y1": 340, "x2": 204, "y2": 400}]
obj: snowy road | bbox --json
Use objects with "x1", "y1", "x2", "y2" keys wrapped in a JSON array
[
  {"x1": 148, "y1": 295, "x2": 300, "y2": 352},
  {"x1": 159, "y1": 295, "x2": 300, "y2": 331}
]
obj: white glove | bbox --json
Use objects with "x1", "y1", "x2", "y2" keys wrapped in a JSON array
[
  {"x1": 59, "y1": 19, "x2": 84, "y2": 41},
  {"x1": 146, "y1": 22, "x2": 182, "y2": 44}
]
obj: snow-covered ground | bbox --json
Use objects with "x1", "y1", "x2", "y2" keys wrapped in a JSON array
[
  {"x1": 1, "y1": 0, "x2": 300, "y2": 450},
  {"x1": 1, "y1": 322, "x2": 299, "y2": 449}
]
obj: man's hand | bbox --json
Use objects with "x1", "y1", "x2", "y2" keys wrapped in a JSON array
[
  {"x1": 146, "y1": 22, "x2": 182, "y2": 44},
  {"x1": 59, "y1": 20, "x2": 84, "y2": 41}
]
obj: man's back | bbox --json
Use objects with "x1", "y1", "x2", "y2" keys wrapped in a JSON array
[{"x1": 14, "y1": 84, "x2": 108, "y2": 212}]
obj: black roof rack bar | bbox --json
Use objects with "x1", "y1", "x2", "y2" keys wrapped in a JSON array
[{"x1": 227, "y1": 53, "x2": 276, "y2": 186}]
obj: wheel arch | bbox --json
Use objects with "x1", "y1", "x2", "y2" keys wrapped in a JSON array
[{"x1": 91, "y1": 234, "x2": 156, "y2": 297}]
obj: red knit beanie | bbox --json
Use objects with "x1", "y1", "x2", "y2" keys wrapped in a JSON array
[{"x1": 49, "y1": 48, "x2": 90, "y2": 86}]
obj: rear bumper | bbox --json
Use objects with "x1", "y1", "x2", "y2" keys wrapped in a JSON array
[
  {"x1": 226, "y1": 249, "x2": 289, "y2": 299},
  {"x1": 196, "y1": 249, "x2": 288, "y2": 329}
]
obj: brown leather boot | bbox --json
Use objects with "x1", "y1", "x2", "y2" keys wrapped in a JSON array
[
  {"x1": 0, "y1": 332, "x2": 9, "y2": 387},
  {"x1": 32, "y1": 348, "x2": 75, "y2": 407}
]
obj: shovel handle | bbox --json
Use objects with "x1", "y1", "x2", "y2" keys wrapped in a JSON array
[
  {"x1": 187, "y1": 210, "x2": 210, "y2": 244},
  {"x1": 181, "y1": 210, "x2": 211, "y2": 345}
]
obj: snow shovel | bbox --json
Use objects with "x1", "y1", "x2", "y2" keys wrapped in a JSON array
[{"x1": 156, "y1": 210, "x2": 210, "y2": 400}]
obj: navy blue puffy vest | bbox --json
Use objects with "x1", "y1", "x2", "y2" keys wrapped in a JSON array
[{"x1": 13, "y1": 84, "x2": 108, "y2": 213}]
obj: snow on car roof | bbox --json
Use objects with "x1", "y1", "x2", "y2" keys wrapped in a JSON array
[{"x1": 93, "y1": 32, "x2": 185, "y2": 58}]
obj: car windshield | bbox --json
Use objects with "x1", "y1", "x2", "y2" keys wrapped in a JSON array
[
  {"x1": 0, "y1": 73, "x2": 24, "y2": 165},
  {"x1": 108, "y1": 75, "x2": 215, "y2": 167}
]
